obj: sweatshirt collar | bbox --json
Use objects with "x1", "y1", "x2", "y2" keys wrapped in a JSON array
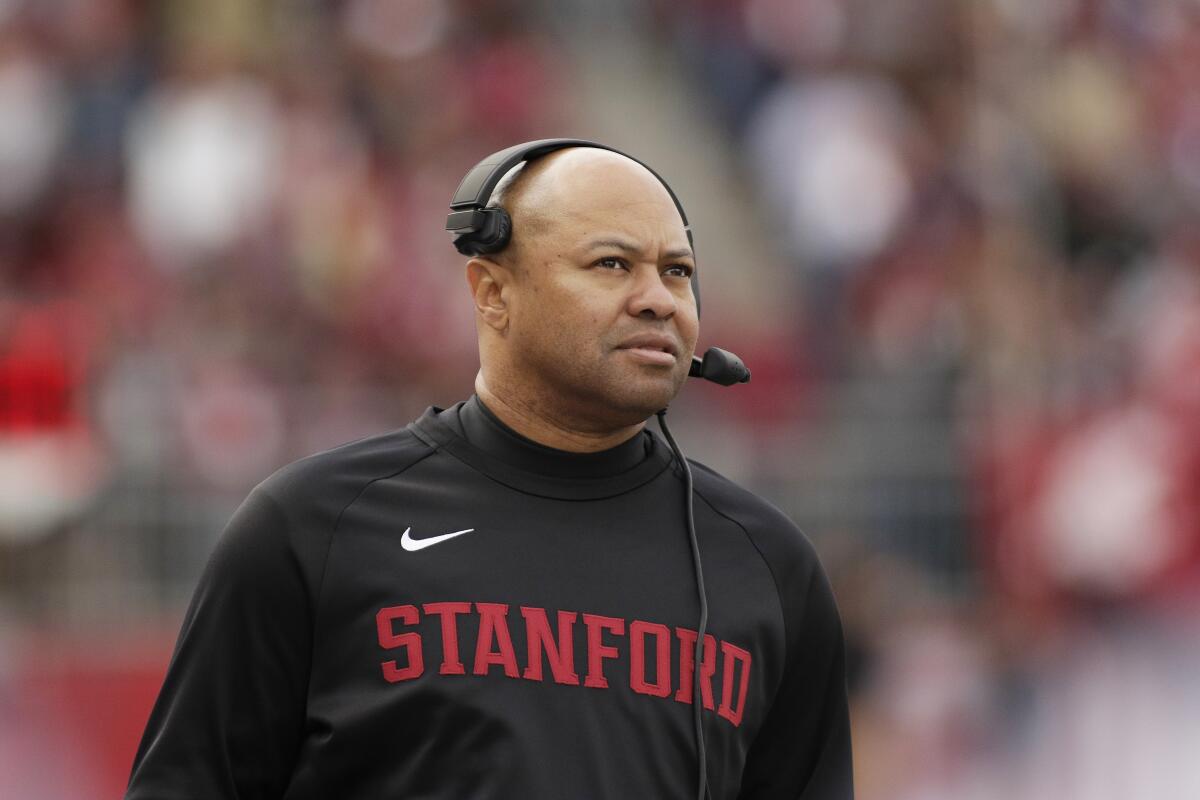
[{"x1": 408, "y1": 395, "x2": 672, "y2": 500}]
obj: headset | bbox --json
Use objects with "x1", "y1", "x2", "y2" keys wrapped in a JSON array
[{"x1": 447, "y1": 138, "x2": 750, "y2": 800}]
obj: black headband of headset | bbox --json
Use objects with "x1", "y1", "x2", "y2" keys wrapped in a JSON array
[{"x1": 446, "y1": 138, "x2": 691, "y2": 235}]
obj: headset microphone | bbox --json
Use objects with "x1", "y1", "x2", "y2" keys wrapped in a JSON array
[
  {"x1": 690, "y1": 347, "x2": 751, "y2": 386},
  {"x1": 449, "y1": 139, "x2": 748, "y2": 800}
]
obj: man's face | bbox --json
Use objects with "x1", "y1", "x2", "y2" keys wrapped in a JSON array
[{"x1": 500, "y1": 151, "x2": 700, "y2": 429}]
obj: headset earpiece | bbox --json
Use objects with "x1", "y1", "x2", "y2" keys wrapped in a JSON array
[{"x1": 451, "y1": 207, "x2": 513, "y2": 256}]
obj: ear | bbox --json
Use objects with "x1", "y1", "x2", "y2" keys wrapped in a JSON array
[{"x1": 466, "y1": 257, "x2": 511, "y2": 332}]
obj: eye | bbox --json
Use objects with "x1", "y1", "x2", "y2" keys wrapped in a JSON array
[
  {"x1": 594, "y1": 256, "x2": 628, "y2": 271},
  {"x1": 664, "y1": 263, "x2": 694, "y2": 278}
]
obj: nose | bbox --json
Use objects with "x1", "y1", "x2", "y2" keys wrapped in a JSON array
[{"x1": 627, "y1": 267, "x2": 677, "y2": 320}]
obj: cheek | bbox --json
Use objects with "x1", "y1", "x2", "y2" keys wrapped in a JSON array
[
  {"x1": 537, "y1": 290, "x2": 608, "y2": 339},
  {"x1": 512, "y1": 272, "x2": 617, "y2": 357},
  {"x1": 679, "y1": 305, "x2": 700, "y2": 346},
  {"x1": 514, "y1": 293, "x2": 601, "y2": 355}
]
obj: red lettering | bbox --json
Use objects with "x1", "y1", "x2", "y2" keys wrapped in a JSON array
[
  {"x1": 521, "y1": 606, "x2": 579, "y2": 685},
  {"x1": 473, "y1": 602, "x2": 519, "y2": 678},
  {"x1": 717, "y1": 641, "x2": 752, "y2": 727},
  {"x1": 582, "y1": 613, "x2": 625, "y2": 688},
  {"x1": 629, "y1": 620, "x2": 672, "y2": 697},
  {"x1": 377, "y1": 605, "x2": 423, "y2": 683},
  {"x1": 674, "y1": 627, "x2": 717, "y2": 709},
  {"x1": 422, "y1": 601, "x2": 471, "y2": 675},
  {"x1": 377, "y1": 600, "x2": 753, "y2": 726}
]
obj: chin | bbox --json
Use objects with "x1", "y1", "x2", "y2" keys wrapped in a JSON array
[
  {"x1": 593, "y1": 371, "x2": 685, "y2": 423},
  {"x1": 538, "y1": 353, "x2": 688, "y2": 427}
]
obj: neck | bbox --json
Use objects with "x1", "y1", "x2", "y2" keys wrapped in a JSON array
[{"x1": 474, "y1": 372, "x2": 645, "y2": 453}]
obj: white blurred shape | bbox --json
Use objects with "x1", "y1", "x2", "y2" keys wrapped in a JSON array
[
  {"x1": 1037, "y1": 408, "x2": 1176, "y2": 593},
  {"x1": 126, "y1": 78, "x2": 281, "y2": 267},
  {"x1": 1003, "y1": 624, "x2": 1200, "y2": 800},
  {"x1": 0, "y1": 52, "x2": 67, "y2": 214},
  {"x1": 343, "y1": 0, "x2": 449, "y2": 60},
  {"x1": 747, "y1": 78, "x2": 913, "y2": 267},
  {"x1": 0, "y1": 431, "x2": 107, "y2": 541}
]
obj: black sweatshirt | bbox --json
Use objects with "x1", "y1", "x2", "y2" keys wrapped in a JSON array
[{"x1": 127, "y1": 396, "x2": 853, "y2": 799}]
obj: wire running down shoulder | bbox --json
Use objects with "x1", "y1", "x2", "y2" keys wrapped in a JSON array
[{"x1": 655, "y1": 408, "x2": 711, "y2": 800}]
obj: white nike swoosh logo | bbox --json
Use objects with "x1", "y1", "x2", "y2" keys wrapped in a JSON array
[{"x1": 400, "y1": 527, "x2": 476, "y2": 552}]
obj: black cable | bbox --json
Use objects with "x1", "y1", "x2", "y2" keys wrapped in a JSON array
[{"x1": 655, "y1": 409, "x2": 711, "y2": 800}]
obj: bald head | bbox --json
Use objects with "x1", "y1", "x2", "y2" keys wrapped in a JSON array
[{"x1": 490, "y1": 148, "x2": 688, "y2": 268}]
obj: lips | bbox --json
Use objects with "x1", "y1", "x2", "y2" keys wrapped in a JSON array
[
  {"x1": 615, "y1": 333, "x2": 680, "y2": 367},
  {"x1": 615, "y1": 334, "x2": 679, "y2": 356}
]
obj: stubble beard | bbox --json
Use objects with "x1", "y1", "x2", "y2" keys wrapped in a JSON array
[{"x1": 524, "y1": 343, "x2": 688, "y2": 432}]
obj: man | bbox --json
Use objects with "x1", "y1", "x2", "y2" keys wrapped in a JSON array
[{"x1": 127, "y1": 145, "x2": 853, "y2": 798}]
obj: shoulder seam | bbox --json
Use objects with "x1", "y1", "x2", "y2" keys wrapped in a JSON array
[
  {"x1": 316, "y1": 446, "x2": 437, "y2": 609},
  {"x1": 692, "y1": 481, "x2": 804, "y2": 710},
  {"x1": 406, "y1": 421, "x2": 440, "y2": 450},
  {"x1": 252, "y1": 433, "x2": 437, "y2": 743}
]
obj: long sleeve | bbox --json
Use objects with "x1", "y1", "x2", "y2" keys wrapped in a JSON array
[
  {"x1": 736, "y1": 562, "x2": 854, "y2": 799},
  {"x1": 126, "y1": 487, "x2": 319, "y2": 799}
]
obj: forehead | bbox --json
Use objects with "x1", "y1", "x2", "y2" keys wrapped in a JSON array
[{"x1": 513, "y1": 149, "x2": 689, "y2": 246}]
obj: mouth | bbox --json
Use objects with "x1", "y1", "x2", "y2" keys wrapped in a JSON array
[{"x1": 615, "y1": 335, "x2": 680, "y2": 367}]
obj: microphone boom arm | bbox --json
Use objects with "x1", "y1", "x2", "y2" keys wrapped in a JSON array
[{"x1": 689, "y1": 347, "x2": 751, "y2": 386}]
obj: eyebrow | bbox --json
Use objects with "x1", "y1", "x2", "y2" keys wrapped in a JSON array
[{"x1": 584, "y1": 237, "x2": 694, "y2": 261}]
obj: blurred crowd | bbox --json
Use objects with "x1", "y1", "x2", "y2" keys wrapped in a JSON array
[
  {"x1": 661, "y1": 1, "x2": 1200, "y2": 797},
  {"x1": 0, "y1": 0, "x2": 569, "y2": 537},
  {"x1": 1, "y1": 0, "x2": 1199, "y2": 797}
]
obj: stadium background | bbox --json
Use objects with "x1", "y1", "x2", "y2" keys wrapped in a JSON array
[{"x1": 2, "y1": 0, "x2": 1199, "y2": 797}]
